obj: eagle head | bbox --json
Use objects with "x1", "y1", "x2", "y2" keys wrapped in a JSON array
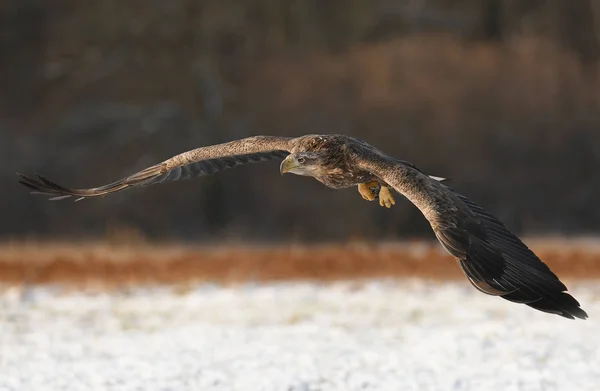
[{"x1": 280, "y1": 152, "x2": 323, "y2": 177}]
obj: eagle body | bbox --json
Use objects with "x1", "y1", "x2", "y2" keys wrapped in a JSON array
[
  {"x1": 18, "y1": 134, "x2": 588, "y2": 320},
  {"x1": 287, "y1": 135, "x2": 382, "y2": 189}
]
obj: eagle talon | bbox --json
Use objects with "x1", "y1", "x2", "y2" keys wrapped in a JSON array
[
  {"x1": 358, "y1": 181, "x2": 395, "y2": 208},
  {"x1": 378, "y1": 186, "x2": 396, "y2": 208},
  {"x1": 358, "y1": 181, "x2": 379, "y2": 201}
]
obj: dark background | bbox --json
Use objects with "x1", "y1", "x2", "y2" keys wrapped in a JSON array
[{"x1": 2, "y1": 0, "x2": 600, "y2": 242}]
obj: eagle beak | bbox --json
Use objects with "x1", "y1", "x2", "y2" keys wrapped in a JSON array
[{"x1": 280, "y1": 157, "x2": 296, "y2": 175}]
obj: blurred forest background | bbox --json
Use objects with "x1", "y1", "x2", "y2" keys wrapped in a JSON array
[{"x1": 2, "y1": 0, "x2": 600, "y2": 242}]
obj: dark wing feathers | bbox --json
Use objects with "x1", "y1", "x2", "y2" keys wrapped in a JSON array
[
  {"x1": 18, "y1": 135, "x2": 292, "y2": 200},
  {"x1": 142, "y1": 150, "x2": 289, "y2": 185},
  {"x1": 18, "y1": 163, "x2": 160, "y2": 200},
  {"x1": 359, "y1": 156, "x2": 587, "y2": 320},
  {"x1": 436, "y1": 189, "x2": 587, "y2": 319},
  {"x1": 18, "y1": 149, "x2": 289, "y2": 200}
]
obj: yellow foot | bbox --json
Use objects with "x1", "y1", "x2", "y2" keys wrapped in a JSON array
[
  {"x1": 358, "y1": 181, "x2": 379, "y2": 201},
  {"x1": 378, "y1": 186, "x2": 396, "y2": 208}
]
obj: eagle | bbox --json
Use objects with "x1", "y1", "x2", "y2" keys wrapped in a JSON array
[{"x1": 18, "y1": 134, "x2": 587, "y2": 319}]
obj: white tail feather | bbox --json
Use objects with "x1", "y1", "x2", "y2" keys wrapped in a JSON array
[{"x1": 429, "y1": 175, "x2": 447, "y2": 182}]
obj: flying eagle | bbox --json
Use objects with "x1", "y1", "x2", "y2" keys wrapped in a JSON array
[{"x1": 18, "y1": 134, "x2": 587, "y2": 319}]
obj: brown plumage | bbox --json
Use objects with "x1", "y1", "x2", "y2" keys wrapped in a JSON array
[{"x1": 18, "y1": 134, "x2": 587, "y2": 319}]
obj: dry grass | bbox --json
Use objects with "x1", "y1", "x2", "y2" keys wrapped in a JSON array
[{"x1": 1, "y1": 238, "x2": 599, "y2": 288}]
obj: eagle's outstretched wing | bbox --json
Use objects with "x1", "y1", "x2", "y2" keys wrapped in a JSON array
[
  {"x1": 358, "y1": 157, "x2": 587, "y2": 319},
  {"x1": 18, "y1": 136, "x2": 292, "y2": 201}
]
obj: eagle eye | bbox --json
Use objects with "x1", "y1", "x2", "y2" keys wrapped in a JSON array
[{"x1": 297, "y1": 156, "x2": 306, "y2": 164}]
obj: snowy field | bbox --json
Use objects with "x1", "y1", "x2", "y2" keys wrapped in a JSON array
[{"x1": 1, "y1": 280, "x2": 599, "y2": 391}]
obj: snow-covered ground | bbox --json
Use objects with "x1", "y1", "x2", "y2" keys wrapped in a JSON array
[{"x1": 1, "y1": 280, "x2": 598, "y2": 391}]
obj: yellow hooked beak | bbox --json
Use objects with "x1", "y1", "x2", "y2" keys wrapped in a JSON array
[{"x1": 280, "y1": 156, "x2": 297, "y2": 175}]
